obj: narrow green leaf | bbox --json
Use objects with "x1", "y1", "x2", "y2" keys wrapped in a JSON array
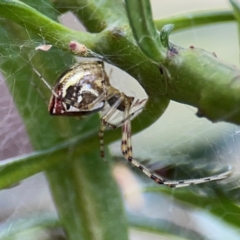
[
  {"x1": 0, "y1": 149, "x2": 65, "y2": 190},
  {"x1": 47, "y1": 150, "x2": 128, "y2": 240},
  {"x1": 229, "y1": 0, "x2": 240, "y2": 22},
  {"x1": 128, "y1": 213, "x2": 211, "y2": 240},
  {"x1": 0, "y1": 213, "x2": 60, "y2": 240},
  {"x1": 0, "y1": 1, "x2": 129, "y2": 239},
  {"x1": 159, "y1": 24, "x2": 174, "y2": 49},
  {"x1": 0, "y1": 129, "x2": 96, "y2": 190},
  {"x1": 124, "y1": 0, "x2": 165, "y2": 63},
  {"x1": 229, "y1": 0, "x2": 240, "y2": 50},
  {"x1": 154, "y1": 10, "x2": 235, "y2": 32}
]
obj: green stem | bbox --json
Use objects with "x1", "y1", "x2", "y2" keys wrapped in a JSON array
[
  {"x1": 154, "y1": 10, "x2": 235, "y2": 31},
  {"x1": 54, "y1": 0, "x2": 128, "y2": 32},
  {"x1": 163, "y1": 45, "x2": 240, "y2": 123},
  {"x1": 124, "y1": 0, "x2": 165, "y2": 63},
  {"x1": 229, "y1": 0, "x2": 240, "y2": 49},
  {"x1": 0, "y1": 0, "x2": 96, "y2": 52},
  {"x1": 0, "y1": 0, "x2": 169, "y2": 135}
]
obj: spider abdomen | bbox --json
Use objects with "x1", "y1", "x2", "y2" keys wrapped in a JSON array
[{"x1": 49, "y1": 61, "x2": 106, "y2": 116}]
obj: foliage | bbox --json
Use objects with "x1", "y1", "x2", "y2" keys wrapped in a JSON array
[{"x1": 0, "y1": 0, "x2": 240, "y2": 239}]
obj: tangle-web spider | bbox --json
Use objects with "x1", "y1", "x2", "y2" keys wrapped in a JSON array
[{"x1": 34, "y1": 61, "x2": 232, "y2": 188}]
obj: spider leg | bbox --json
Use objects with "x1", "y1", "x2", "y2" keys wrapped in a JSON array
[
  {"x1": 108, "y1": 106, "x2": 144, "y2": 130},
  {"x1": 156, "y1": 166, "x2": 233, "y2": 188},
  {"x1": 78, "y1": 73, "x2": 112, "y2": 110},
  {"x1": 99, "y1": 95, "x2": 125, "y2": 157},
  {"x1": 98, "y1": 96, "x2": 143, "y2": 156},
  {"x1": 33, "y1": 68, "x2": 59, "y2": 99},
  {"x1": 101, "y1": 96, "x2": 125, "y2": 127},
  {"x1": 77, "y1": 92, "x2": 106, "y2": 110},
  {"x1": 99, "y1": 124, "x2": 106, "y2": 158},
  {"x1": 120, "y1": 104, "x2": 233, "y2": 188},
  {"x1": 30, "y1": 73, "x2": 49, "y2": 106},
  {"x1": 63, "y1": 91, "x2": 118, "y2": 112},
  {"x1": 131, "y1": 98, "x2": 147, "y2": 108},
  {"x1": 125, "y1": 101, "x2": 132, "y2": 156},
  {"x1": 102, "y1": 97, "x2": 145, "y2": 130},
  {"x1": 63, "y1": 92, "x2": 102, "y2": 110}
]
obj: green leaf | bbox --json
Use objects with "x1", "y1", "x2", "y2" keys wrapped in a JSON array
[
  {"x1": 1, "y1": 1, "x2": 240, "y2": 238},
  {"x1": 0, "y1": 213, "x2": 60, "y2": 240},
  {"x1": 0, "y1": 149, "x2": 65, "y2": 190},
  {"x1": 0, "y1": 1, "x2": 129, "y2": 239},
  {"x1": 47, "y1": 150, "x2": 128, "y2": 240},
  {"x1": 128, "y1": 213, "x2": 211, "y2": 240},
  {"x1": 159, "y1": 24, "x2": 174, "y2": 49},
  {"x1": 0, "y1": 129, "x2": 96, "y2": 190},
  {"x1": 229, "y1": 0, "x2": 240, "y2": 49},
  {"x1": 124, "y1": 0, "x2": 165, "y2": 63},
  {"x1": 154, "y1": 10, "x2": 235, "y2": 32}
]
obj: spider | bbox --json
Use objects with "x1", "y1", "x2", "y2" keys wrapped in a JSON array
[{"x1": 34, "y1": 60, "x2": 233, "y2": 188}]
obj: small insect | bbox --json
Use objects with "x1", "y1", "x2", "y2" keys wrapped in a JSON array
[{"x1": 34, "y1": 61, "x2": 232, "y2": 188}]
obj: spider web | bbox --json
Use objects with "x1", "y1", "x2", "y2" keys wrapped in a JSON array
[{"x1": 0, "y1": 1, "x2": 240, "y2": 240}]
